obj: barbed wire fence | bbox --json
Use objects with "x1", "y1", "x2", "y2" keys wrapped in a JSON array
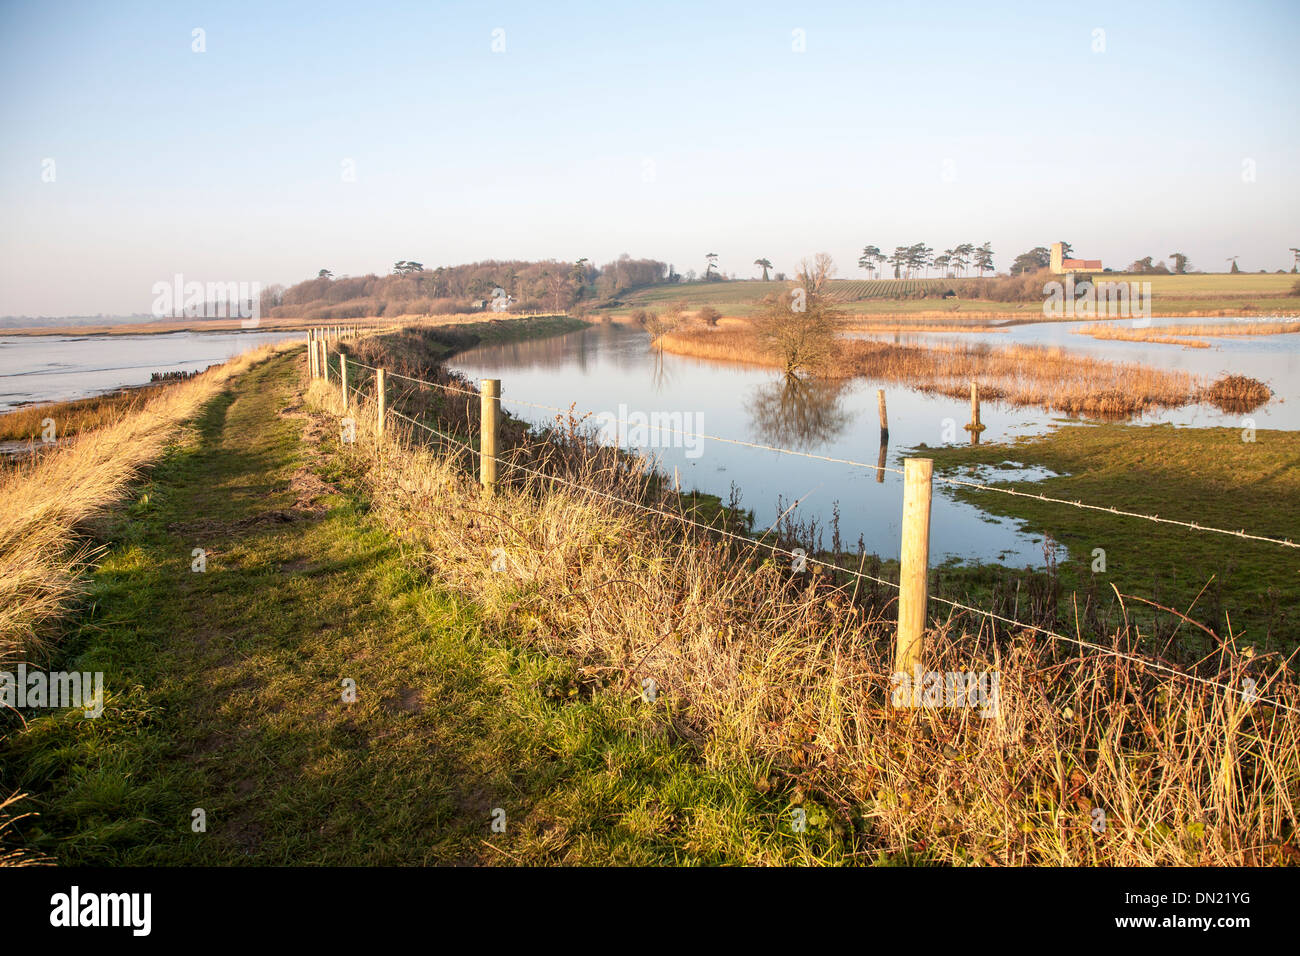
[{"x1": 310, "y1": 331, "x2": 1299, "y2": 715}]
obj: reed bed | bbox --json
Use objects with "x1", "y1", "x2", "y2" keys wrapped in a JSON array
[
  {"x1": 308, "y1": 365, "x2": 1300, "y2": 866},
  {"x1": 846, "y1": 324, "x2": 1010, "y2": 334},
  {"x1": 1078, "y1": 320, "x2": 1300, "y2": 343},
  {"x1": 655, "y1": 326, "x2": 1270, "y2": 417},
  {"x1": 0, "y1": 389, "x2": 154, "y2": 443},
  {"x1": 0, "y1": 342, "x2": 295, "y2": 668},
  {"x1": 1072, "y1": 326, "x2": 1211, "y2": 348}
]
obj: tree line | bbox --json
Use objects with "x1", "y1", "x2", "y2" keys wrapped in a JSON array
[
  {"x1": 858, "y1": 243, "x2": 995, "y2": 279},
  {"x1": 266, "y1": 255, "x2": 671, "y2": 320}
]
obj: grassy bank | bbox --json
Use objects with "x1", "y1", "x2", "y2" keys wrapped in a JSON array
[
  {"x1": 4, "y1": 329, "x2": 1298, "y2": 866},
  {"x1": 1, "y1": 351, "x2": 826, "y2": 865},
  {"x1": 290, "y1": 333, "x2": 1300, "y2": 865},
  {"x1": 0, "y1": 343, "x2": 296, "y2": 668}
]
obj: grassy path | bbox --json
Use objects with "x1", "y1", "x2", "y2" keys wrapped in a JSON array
[{"x1": 7, "y1": 352, "x2": 813, "y2": 865}]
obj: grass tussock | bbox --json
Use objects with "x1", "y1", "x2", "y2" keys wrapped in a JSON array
[
  {"x1": 0, "y1": 792, "x2": 49, "y2": 866},
  {"x1": 1204, "y1": 374, "x2": 1275, "y2": 412},
  {"x1": 655, "y1": 325, "x2": 1271, "y2": 418},
  {"x1": 0, "y1": 342, "x2": 297, "y2": 668},
  {"x1": 307, "y1": 357, "x2": 1300, "y2": 866}
]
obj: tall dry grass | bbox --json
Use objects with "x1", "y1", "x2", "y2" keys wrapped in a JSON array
[
  {"x1": 0, "y1": 389, "x2": 154, "y2": 443},
  {"x1": 1080, "y1": 320, "x2": 1300, "y2": 341},
  {"x1": 656, "y1": 326, "x2": 1270, "y2": 417},
  {"x1": 308, "y1": 366, "x2": 1300, "y2": 866},
  {"x1": 0, "y1": 342, "x2": 296, "y2": 668},
  {"x1": 1072, "y1": 325, "x2": 1211, "y2": 348}
]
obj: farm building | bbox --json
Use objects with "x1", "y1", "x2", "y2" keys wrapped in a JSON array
[{"x1": 1050, "y1": 242, "x2": 1103, "y2": 275}]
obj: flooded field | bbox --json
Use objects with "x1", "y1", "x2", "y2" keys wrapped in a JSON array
[{"x1": 449, "y1": 318, "x2": 1299, "y2": 566}]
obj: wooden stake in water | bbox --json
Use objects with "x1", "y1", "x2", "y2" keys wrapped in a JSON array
[
  {"x1": 375, "y1": 368, "x2": 386, "y2": 437},
  {"x1": 878, "y1": 389, "x2": 889, "y2": 440},
  {"x1": 480, "y1": 379, "x2": 500, "y2": 495},
  {"x1": 893, "y1": 457, "x2": 933, "y2": 691},
  {"x1": 968, "y1": 381, "x2": 982, "y2": 445}
]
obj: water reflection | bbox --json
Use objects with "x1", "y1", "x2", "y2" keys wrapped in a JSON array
[
  {"x1": 747, "y1": 373, "x2": 851, "y2": 451},
  {"x1": 450, "y1": 323, "x2": 1052, "y2": 566}
]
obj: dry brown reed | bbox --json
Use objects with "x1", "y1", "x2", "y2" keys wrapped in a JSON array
[
  {"x1": 0, "y1": 389, "x2": 154, "y2": 443},
  {"x1": 1079, "y1": 320, "x2": 1300, "y2": 343},
  {"x1": 1073, "y1": 325, "x2": 1212, "y2": 348},
  {"x1": 655, "y1": 326, "x2": 1272, "y2": 418}
]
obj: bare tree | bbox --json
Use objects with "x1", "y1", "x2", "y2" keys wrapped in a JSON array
[
  {"x1": 751, "y1": 255, "x2": 842, "y2": 373},
  {"x1": 796, "y1": 253, "x2": 836, "y2": 297}
]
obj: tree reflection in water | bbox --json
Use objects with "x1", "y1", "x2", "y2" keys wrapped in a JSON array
[{"x1": 747, "y1": 373, "x2": 852, "y2": 451}]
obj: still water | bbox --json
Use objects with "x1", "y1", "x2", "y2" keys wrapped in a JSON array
[
  {"x1": 0, "y1": 329, "x2": 305, "y2": 412},
  {"x1": 449, "y1": 320, "x2": 1300, "y2": 567}
]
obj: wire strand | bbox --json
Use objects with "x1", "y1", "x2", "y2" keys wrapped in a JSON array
[
  {"x1": 361, "y1": 386, "x2": 1300, "y2": 715},
  {"x1": 341, "y1": 360, "x2": 1299, "y2": 550}
]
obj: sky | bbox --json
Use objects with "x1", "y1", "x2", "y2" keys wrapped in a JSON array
[{"x1": 0, "y1": 0, "x2": 1297, "y2": 316}]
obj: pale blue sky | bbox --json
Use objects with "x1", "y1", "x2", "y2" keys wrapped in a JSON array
[{"x1": 1, "y1": 0, "x2": 1297, "y2": 315}]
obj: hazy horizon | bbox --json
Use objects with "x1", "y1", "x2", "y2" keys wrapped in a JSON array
[{"x1": 2, "y1": 0, "x2": 1297, "y2": 316}]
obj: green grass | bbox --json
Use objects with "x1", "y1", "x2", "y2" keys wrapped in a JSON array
[
  {"x1": 599, "y1": 273, "x2": 1299, "y2": 320},
  {"x1": 921, "y1": 422, "x2": 1300, "y2": 654},
  {"x1": 1, "y1": 351, "x2": 845, "y2": 865},
  {"x1": 1104, "y1": 272, "x2": 1297, "y2": 296}
]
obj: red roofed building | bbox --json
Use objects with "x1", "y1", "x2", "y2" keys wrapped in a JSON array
[{"x1": 1051, "y1": 242, "x2": 1104, "y2": 274}]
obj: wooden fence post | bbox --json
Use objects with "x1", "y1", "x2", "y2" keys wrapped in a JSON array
[
  {"x1": 893, "y1": 457, "x2": 933, "y2": 696},
  {"x1": 480, "y1": 379, "x2": 500, "y2": 494},
  {"x1": 966, "y1": 381, "x2": 982, "y2": 444},
  {"x1": 878, "y1": 388, "x2": 889, "y2": 440},
  {"x1": 319, "y1": 341, "x2": 328, "y2": 382},
  {"x1": 375, "y1": 368, "x2": 386, "y2": 437},
  {"x1": 340, "y1": 353, "x2": 348, "y2": 408},
  {"x1": 308, "y1": 330, "x2": 316, "y2": 379}
]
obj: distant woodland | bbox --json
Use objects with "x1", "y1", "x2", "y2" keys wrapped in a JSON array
[{"x1": 264, "y1": 256, "x2": 673, "y2": 319}]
